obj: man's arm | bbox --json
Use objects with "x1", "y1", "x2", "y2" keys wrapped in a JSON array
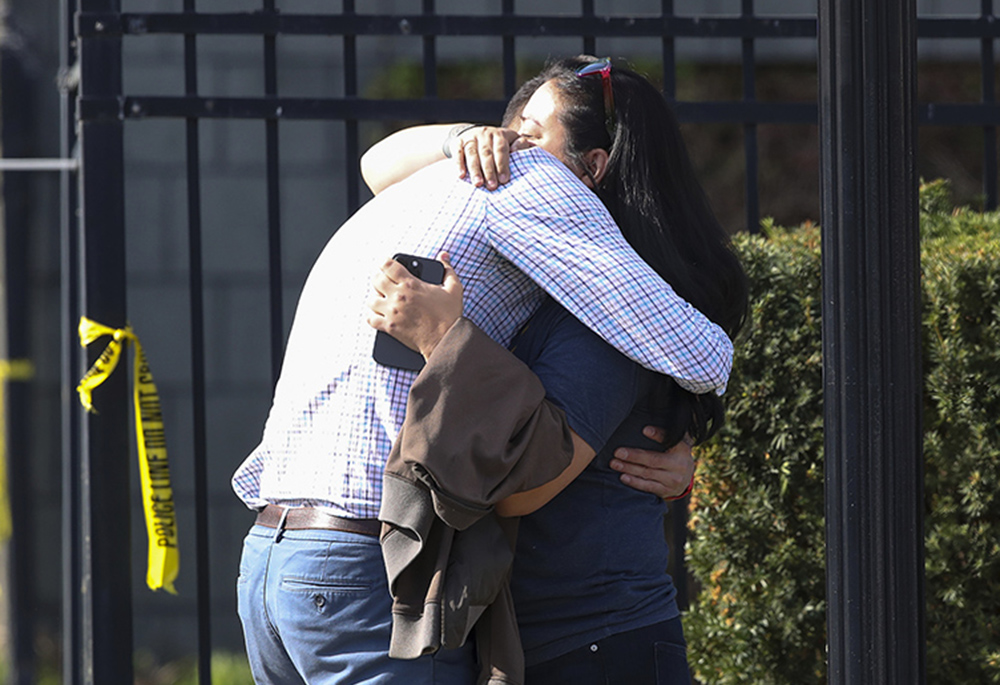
[
  {"x1": 363, "y1": 131, "x2": 732, "y2": 394},
  {"x1": 486, "y1": 149, "x2": 734, "y2": 395},
  {"x1": 370, "y1": 258, "x2": 695, "y2": 510},
  {"x1": 370, "y1": 253, "x2": 595, "y2": 516}
]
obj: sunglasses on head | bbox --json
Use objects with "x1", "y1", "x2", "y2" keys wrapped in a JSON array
[{"x1": 575, "y1": 57, "x2": 616, "y2": 138}]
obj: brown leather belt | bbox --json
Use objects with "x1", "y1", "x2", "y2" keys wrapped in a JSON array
[{"x1": 255, "y1": 504, "x2": 381, "y2": 537}]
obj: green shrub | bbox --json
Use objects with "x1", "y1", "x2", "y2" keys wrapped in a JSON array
[
  {"x1": 920, "y1": 182, "x2": 1000, "y2": 682},
  {"x1": 685, "y1": 219, "x2": 826, "y2": 684},
  {"x1": 685, "y1": 181, "x2": 1000, "y2": 683}
]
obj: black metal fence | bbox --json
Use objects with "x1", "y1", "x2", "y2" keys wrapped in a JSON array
[{"x1": 28, "y1": 0, "x2": 995, "y2": 682}]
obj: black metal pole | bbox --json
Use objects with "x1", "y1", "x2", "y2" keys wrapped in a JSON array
[
  {"x1": 182, "y1": 2, "x2": 213, "y2": 682},
  {"x1": 660, "y1": 0, "x2": 676, "y2": 101},
  {"x1": 76, "y1": 1, "x2": 134, "y2": 683},
  {"x1": 818, "y1": 1, "x2": 925, "y2": 683},
  {"x1": 741, "y1": 0, "x2": 760, "y2": 233},
  {"x1": 582, "y1": 0, "x2": 595, "y2": 58},
  {"x1": 60, "y1": 0, "x2": 83, "y2": 682},
  {"x1": 263, "y1": 0, "x2": 284, "y2": 386},
  {"x1": 1, "y1": 34, "x2": 38, "y2": 685},
  {"x1": 980, "y1": 0, "x2": 997, "y2": 211},
  {"x1": 502, "y1": 0, "x2": 516, "y2": 99},
  {"x1": 343, "y1": 0, "x2": 360, "y2": 214}
]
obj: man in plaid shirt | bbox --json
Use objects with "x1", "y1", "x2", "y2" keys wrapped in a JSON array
[{"x1": 233, "y1": 145, "x2": 727, "y2": 684}]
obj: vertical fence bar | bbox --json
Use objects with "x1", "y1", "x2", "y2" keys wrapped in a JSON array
[
  {"x1": 343, "y1": 0, "x2": 360, "y2": 213},
  {"x1": 661, "y1": 0, "x2": 676, "y2": 100},
  {"x1": 502, "y1": 0, "x2": 516, "y2": 99},
  {"x1": 582, "y1": 0, "x2": 595, "y2": 57},
  {"x1": 76, "y1": 1, "x2": 134, "y2": 682},
  {"x1": 819, "y1": 1, "x2": 925, "y2": 682},
  {"x1": 742, "y1": 0, "x2": 760, "y2": 233},
  {"x1": 659, "y1": 0, "x2": 690, "y2": 613},
  {"x1": 263, "y1": 0, "x2": 284, "y2": 384},
  {"x1": 60, "y1": 0, "x2": 83, "y2": 682},
  {"x1": 1, "y1": 34, "x2": 37, "y2": 685},
  {"x1": 656, "y1": 0, "x2": 691, "y2": 613},
  {"x1": 423, "y1": 0, "x2": 437, "y2": 99},
  {"x1": 182, "y1": 2, "x2": 213, "y2": 682},
  {"x1": 981, "y1": 0, "x2": 997, "y2": 210}
]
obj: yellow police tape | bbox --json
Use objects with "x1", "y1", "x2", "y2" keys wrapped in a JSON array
[
  {"x1": 0, "y1": 358, "x2": 35, "y2": 543},
  {"x1": 77, "y1": 317, "x2": 178, "y2": 594}
]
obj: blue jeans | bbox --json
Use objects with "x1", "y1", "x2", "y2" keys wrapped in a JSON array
[
  {"x1": 237, "y1": 524, "x2": 478, "y2": 684},
  {"x1": 524, "y1": 617, "x2": 691, "y2": 685}
]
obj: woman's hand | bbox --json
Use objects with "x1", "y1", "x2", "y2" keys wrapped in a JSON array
[
  {"x1": 610, "y1": 426, "x2": 696, "y2": 499},
  {"x1": 450, "y1": 126, "x2": 525, "y2": 190},
  {"x1": 367, "y1": 252, "x2": 464, "y2": 361}
]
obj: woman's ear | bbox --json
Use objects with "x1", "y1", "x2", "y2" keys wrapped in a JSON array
[{"x1": 579, "y1": 148, "x2": 610, "y2": 188}]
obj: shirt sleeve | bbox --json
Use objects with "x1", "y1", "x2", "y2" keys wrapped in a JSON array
[{"x1": 485, "y1": 148, "x2": 733, "y2": 395}]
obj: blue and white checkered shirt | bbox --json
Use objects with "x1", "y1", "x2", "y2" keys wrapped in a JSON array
[{"x1": 232, "y1": 147, "x2": 732, "y2": 518}]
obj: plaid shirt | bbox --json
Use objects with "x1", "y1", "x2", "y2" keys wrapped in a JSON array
[{"x1": 232, "y1": 147, "x2": 732, "y2": 518}]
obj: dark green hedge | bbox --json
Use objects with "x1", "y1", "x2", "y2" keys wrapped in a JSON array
[{"x1": 685, "y1": 180, "x2": 1000, "y2": 684}]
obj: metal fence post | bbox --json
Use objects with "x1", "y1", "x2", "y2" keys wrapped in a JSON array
[
  {"x1": 818, "y1": 1, "x2": 925, "y2": 683},
  {"x1": 75, "y1": 1, "x2": 134, "y2": 682},
  {"x1": 61, "y1": 0, "x2": 83, "y2": 679},
  {"x1": 1, "y1": 33, "x2": 38, "y2": 685}
]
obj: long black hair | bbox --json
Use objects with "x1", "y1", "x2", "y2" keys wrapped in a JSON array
[{"x1": 505, "y1": 56, "x2": 750, "y2": 445}]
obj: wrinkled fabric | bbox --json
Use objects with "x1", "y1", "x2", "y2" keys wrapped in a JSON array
[{"x1": 380, "y1": 318, "x2": 574, "y2": 685}]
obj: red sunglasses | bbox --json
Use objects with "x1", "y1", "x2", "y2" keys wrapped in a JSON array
[{"x1": 575, "y1": 57, "x2": 616, "y2": 137}]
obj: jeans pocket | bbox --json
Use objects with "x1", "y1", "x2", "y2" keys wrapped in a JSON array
[
  {"x1": 237, "y1": 531, "x2": 268, "y2": 586},
  {"x1": 653, "y1": 640, "x2": 692, "y2": 685},
  {"x1": 281, "y1": 576, "x2": 379, "y2": 621}
]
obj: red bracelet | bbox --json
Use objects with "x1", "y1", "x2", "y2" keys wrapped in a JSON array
[{"x1": 666, "y1": 474, "x2": 695, "y2": 501}]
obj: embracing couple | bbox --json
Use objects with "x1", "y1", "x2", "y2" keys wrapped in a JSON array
[{"x1": 233, "y1": 56, "x2": 748, "y2": 685}]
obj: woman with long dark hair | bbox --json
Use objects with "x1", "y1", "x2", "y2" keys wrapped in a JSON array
[
  {"x1": 367, "y1": 56, "x2": 748, "y2": 684},
  {"x1": 508, "y1": 56, "x2": 748, "y2": 438}
]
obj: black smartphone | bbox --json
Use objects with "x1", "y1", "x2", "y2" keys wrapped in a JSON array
[{"x1": 372, "y1": 253, "x2": 446, "y2": 371}]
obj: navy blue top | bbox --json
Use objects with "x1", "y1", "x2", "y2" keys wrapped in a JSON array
[{"x1": 509, "y1": 298, "x2": 680, "y2": 666}]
